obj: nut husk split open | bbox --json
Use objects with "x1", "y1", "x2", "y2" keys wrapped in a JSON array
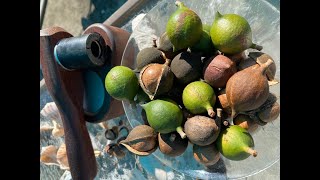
[
  {"x1": 119, "y1": 125, "x2": 158, "y2": 156},
  {"x1": 57, "y1": 143, "x2": 70, "y2": 170},
  {"x1": 40, "y1": 145, "x2": 59, "y2": 166},
  {"x1": 105, "y1": 143, "x2": 126, "y2": 159},
  {"x1": 248, "y1": 52, "x2": 277, "y2": 81},
  {"x1": 139, "y1": 59, "x2": 174, "y2": 100}
]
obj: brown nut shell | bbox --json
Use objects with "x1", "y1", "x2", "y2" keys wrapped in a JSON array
[
  {"x1": 112, "y1": 145, "x2": 126, "y2": 159},
  {"x1": 258, "y1": 101, "x2": 280, "y2": 122},
  {"x1": 139, "y1": 62, "x2": 174, "y2": 100},
  {"x1": 40, "y1": 145, "x2": 58, "y2": 165},
  {"x1": 237, "y1": 57, "x2": 257, "y2": 71},
  {"x1": 57, "y1": 143, "x2": 69, "y2": 170},
  {"x1": 226, "y1": 60, "x2": 273, "y2": 119},
  {"x1": 120, "y1": 125, "x2": 158, "y2": 156},
  {"x1": 158, "y1": 132, "x2": 188, "y2": 157},
  {"x1": 184, "y1": 115, "x2": 220, "y2": 146},
  {"x1": 248, "y1": 52, "x2": 277, "y2": 81},
  {"x1": 226, "y1": 51, "x2": 247, "y2": 64},
  {"x1": 203, "y1": 55, "x2": 237, "y2": 88},
  {"x1": 234, "y1": 114, "x2": 259, "y2": 133},
  {"x1": 246, "y1": 93, "x2": 279, "y2": 123},
  {"x1": 217, "y1": 93, "x2": 231, "y2": 115},
  {"x1": 193, "y1": 143, "x2": 220, "y2": 166},
  {"x1": 171, "y1": 52, "x2": 202, "y2": 85},
  {"x1": 135, "y1": 47, "x2": 166, "y2": 71}
]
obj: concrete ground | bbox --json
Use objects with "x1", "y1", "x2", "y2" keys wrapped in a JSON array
[
  {"x1": 41, "y1": 0, "x2": 126, "y2": 35},
  {"x1": 40, "y1": 0, "x2": 279, "y2": 179}
]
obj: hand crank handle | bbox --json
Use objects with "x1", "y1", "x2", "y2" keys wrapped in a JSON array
[{"x1": 40, "y1": 27, "x2": 97, "y2": 180}]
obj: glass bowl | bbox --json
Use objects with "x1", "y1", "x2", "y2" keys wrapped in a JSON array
[{"x1": 121, "y1": 0, "x2": 280, "y2": 179}]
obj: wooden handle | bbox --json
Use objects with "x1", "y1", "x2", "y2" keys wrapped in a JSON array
[{"x1": 40, "y1": 27, "x2": 97, "y2": 180}]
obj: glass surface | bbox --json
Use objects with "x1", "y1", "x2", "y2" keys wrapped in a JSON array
[
  {"x1": 40, "y1": 86, "x2": 194, "y2": 180},
  {"x1": 121, "y1": 0, "x2": 280, "y2": 179}
]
